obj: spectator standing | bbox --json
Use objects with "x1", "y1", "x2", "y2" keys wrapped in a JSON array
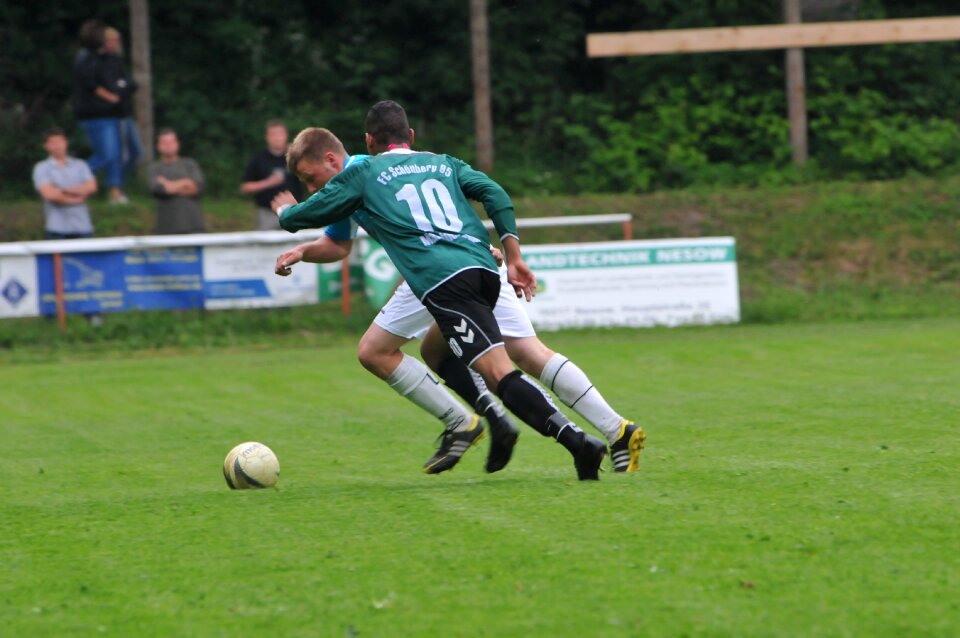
[
  {"x1": 32, "y1": 128, "x2": 97, "y2": 239},
  {"x1": 72, "y1": 20, "x2": 126, "y2": 204},
  {"x1": 146, "y1": 129, "x2": 206, "y2": 234},
  {"x1": 240, "y1": 120, "x2": 302, "y2": 230},
  {"x1": 101, "y1": 26, "x2": 142, "y2": 186}
]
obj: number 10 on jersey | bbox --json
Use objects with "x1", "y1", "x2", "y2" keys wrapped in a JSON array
[{"x1": 395, "y1": 179, "x2": 464, "y2": 233}]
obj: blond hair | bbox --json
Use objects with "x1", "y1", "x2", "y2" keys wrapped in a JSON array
[{"x1": 286, "y1": 127, "x2": 345, "y2": 173}]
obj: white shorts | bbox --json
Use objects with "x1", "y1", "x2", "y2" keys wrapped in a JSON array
[{"x1": 373, "y1": 268, "x2": 537, "y2": 341}]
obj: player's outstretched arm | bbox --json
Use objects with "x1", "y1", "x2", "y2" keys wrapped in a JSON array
[
  {"x1": 502, "y1": 236, "x2": 536, "y2": 301},
  {"x1": 275, "y1": 237, "x2": 353, "y2": 276},
  {"x1": 273, "y1": 164, "x2": 366, "y2": 232}
]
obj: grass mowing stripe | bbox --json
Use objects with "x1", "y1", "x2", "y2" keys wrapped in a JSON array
[{"x1": 1, "y1": 319, "x2": 958, "y2": 636}]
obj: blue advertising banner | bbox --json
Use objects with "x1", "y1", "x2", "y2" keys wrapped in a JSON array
[{"x1": 37, "y1": 247, "x2": 204, "y2": 315}]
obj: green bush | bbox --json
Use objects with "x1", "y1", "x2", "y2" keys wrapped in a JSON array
[{"x1": 6, "y1": 1, "x2": 960, "y2": 198}]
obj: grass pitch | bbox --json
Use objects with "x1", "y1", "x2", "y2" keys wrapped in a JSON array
[{"x1": 2, "y1": 319, "x2": 958, "y2": 637}]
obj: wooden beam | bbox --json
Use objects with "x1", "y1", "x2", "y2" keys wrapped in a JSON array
[{"x1": 587, "y1": 16, "x2": 960, "y2": 57}]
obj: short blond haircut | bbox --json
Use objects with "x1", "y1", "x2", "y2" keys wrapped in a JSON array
[{"x1": 286, "y1": 127, "x2": 346, "y2": 173}]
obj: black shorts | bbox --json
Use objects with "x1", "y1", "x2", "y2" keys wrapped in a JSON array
[{"x1": 422, "y1": 268, "x2": 504, "y2": 366}]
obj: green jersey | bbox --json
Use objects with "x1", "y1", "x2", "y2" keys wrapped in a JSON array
[{"x1": 279, "y1": 148, "x2": 519, "y2": 298}]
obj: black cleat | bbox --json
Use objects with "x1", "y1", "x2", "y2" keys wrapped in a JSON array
[
  {"x1": 574, "y1": 434, "x2": 607, "y2": 481},
  {"x1": 482, "y1": 404, "x2": 519, "y2": 474},
  {"x1": 610, "y1": 421, "x2": 645, "y2": 473},
  {"x1": 423, "y1": 416, "x2": 485, "y2": 474}
]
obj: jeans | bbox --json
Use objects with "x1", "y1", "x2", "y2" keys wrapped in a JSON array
[
  {"x1": 79, "y1": 118, "x2": 123, "y2": 188},
  {"x1": 119, "y1": 117, "x2": 143, "y2": 179}
]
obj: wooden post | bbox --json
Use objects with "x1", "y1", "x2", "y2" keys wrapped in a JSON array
[
  {"x1": 53, "y1": 253, "x2": 67, "y2": 333},
  {"x1": 470, "y1": 0, "x2": 495, "y2": 172},
  {"x1": 129, "y1": 0, "x2": 154, "y2": 162},
  {"x1": 340, "y1": 258, "x2": 351, "y2": 316},
  {"x1": 784, "y1": 0, "x2": 808, "y2": 165},
  {"x1": 588, "y1": 16, "x2": 960, "y2": 169}
]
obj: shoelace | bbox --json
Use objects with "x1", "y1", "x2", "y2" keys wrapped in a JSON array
[{"x1": 434, "y1": 426, "x2": 457, "y2": 447}]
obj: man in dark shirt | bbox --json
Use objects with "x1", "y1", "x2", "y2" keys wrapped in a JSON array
[
  {"x1": 72, "y1": 19, "x2": 126, "y2": 204},
  {"x1": 146, "y1": 128, "x2": 205, "y2": 234},
  {"x1": 101, "y1": 26, "x2": 141, "y2": 187},
  {"x1": 240, "y1": 120, "x2": 302, "y2": 230}
]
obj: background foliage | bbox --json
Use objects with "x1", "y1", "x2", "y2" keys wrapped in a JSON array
[{"x1": 3, "y1": 0, "x2": 960, "y2": 196}]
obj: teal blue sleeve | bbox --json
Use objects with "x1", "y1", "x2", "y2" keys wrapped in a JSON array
[
  {"x1": 324, "y1": 218, "x2": 356, "y2": 241},
  {"x1": 279, "y1": 164, "x2": 366, "y2": 232},
  {"x1": 452, "y1": 158, "x2": 519, "y2": 242}
]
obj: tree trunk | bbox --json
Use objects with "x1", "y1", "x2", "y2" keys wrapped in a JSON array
[
  {"x1": 470, "y1": 0, "x2": 494, "y2": 172},
  {"x1": 129, "y1": 0, "x2": 154, "y2": 163}
]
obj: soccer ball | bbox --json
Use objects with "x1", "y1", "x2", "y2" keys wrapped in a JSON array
[{"x1": 223, "y1": 442, "x2": 280, "y2": 489}]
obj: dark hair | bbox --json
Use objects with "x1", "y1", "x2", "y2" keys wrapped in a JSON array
[
  {"x1": 156, "y1": 127, "x2": 177, "y2": 139},
  {"x1": 42, "y1": 127, "x2": 66, "y2": 142},
  {"x1": 365, "y1": 100, "x2": 410, "y2": 146},
  {"x1": 265, "y1": 119, "x2": 286, "y2": 131},
  {"x1": 79, "y1": 19, "x2": 105, "y2": 51},
  {"x1": 286, "y1": 127, "x2": 345, "y2": 173}
]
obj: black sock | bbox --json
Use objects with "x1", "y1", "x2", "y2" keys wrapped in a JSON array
[
  {"x1": 475, "y1": 392, "x2": 503, "y2": 419},
  {"x1": 437, "y1": 355, "x2": 483, "y2": 407},
  {"x1": 547, "y1": 413, "x2": 585, "y2": 454},
  {"x1": 496, "y1": 370, "x2": 585, "y2": 447}
]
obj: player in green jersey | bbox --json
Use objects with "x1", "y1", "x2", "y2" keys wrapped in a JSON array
[
  {"x1": 273, "y1": 130, "x2": 645, "y2": 475},
  {"x1": 275, "y1": 100, "x2": 606, "y2": 480}
]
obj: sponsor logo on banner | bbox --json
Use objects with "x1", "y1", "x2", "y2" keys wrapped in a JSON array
[
  {"x1": 203, "y1": 244, "x2": 319, "y2": 310},
  {"x1": 2, "y1": 279, "x2": 27, "y2": 306},
  {"x1": 360, "y1": 238, "x2": 401, "y2": 308},
  {"x1": 317, "y1": 256, "x2": 363, "y2": 302},
  {"x1": 521, "y1": 238, "x2": 740, "y2": 331},
  {"x1": 0, "y1": 256, "x2": 40, "y2": 318},
  {"x1": 36, "y1": 248, "x2": 204, "y2": 315}
]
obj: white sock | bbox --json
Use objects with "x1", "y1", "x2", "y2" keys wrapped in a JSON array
[
  {"x1": 540, "y1": 353, "x2": 624, "y2": 444},
  {"x1": 386, "y1": 354, "x2": 474, "y2": 431}
]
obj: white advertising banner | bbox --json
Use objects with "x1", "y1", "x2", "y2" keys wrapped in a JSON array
[
  {"x1": 521, "y1": 238, "x2": 739, "y2": 330},
  {"x1": 202, "y1": 243, "x2": 319, "y2": 310},
  {"x1": 0, "y1": 256, "x2": 40, "y2": 318}
]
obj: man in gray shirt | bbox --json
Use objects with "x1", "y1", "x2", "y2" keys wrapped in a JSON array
[
  {"x1": 32, "y1": 128, "x2": 98, "y2": 239},
  {"x1": 146, "y1": 128, "x2": 206, "y2": 234}
]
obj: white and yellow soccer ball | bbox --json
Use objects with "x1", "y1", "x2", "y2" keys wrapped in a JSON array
[{"x1": 223, "y1": 442, "x2": 279, "y2": 489}]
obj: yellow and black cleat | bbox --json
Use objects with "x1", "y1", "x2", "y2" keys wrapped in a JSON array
[
  {"x1": 423, "y1": 415, "x2": 485, "y2": 475},
  {"x1": 610, "y1": 421, "x2": 645, "y2": 473}
]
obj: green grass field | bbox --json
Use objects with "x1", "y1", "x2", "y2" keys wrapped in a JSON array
[{"x1": 2, "y1": 319, "x2": 958, "y2": 637}]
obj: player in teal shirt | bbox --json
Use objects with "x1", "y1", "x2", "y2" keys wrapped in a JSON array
[
  {"x1": 320, "y1": 154, "x2": 371, "y2": 243},
  {"x1": 279, "y1": 140, "x2": 516, "y2": 301},
  {"x1": 274, "y1": 101, "x2": 606, "y2": 480}
]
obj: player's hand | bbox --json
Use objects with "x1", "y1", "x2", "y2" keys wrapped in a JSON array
[
  {"x1": 271, "y1": 191, "x2": 297, "y2": 215},
  {"x1": 490, "y1": 246, "x2": 504, "y2": 266},
  {"x1": 507, "y1": 259, "x2": 536, "y2": 302},
  {"x1": 275, "y1": 247, "x2": 304, "y2": 276}
]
